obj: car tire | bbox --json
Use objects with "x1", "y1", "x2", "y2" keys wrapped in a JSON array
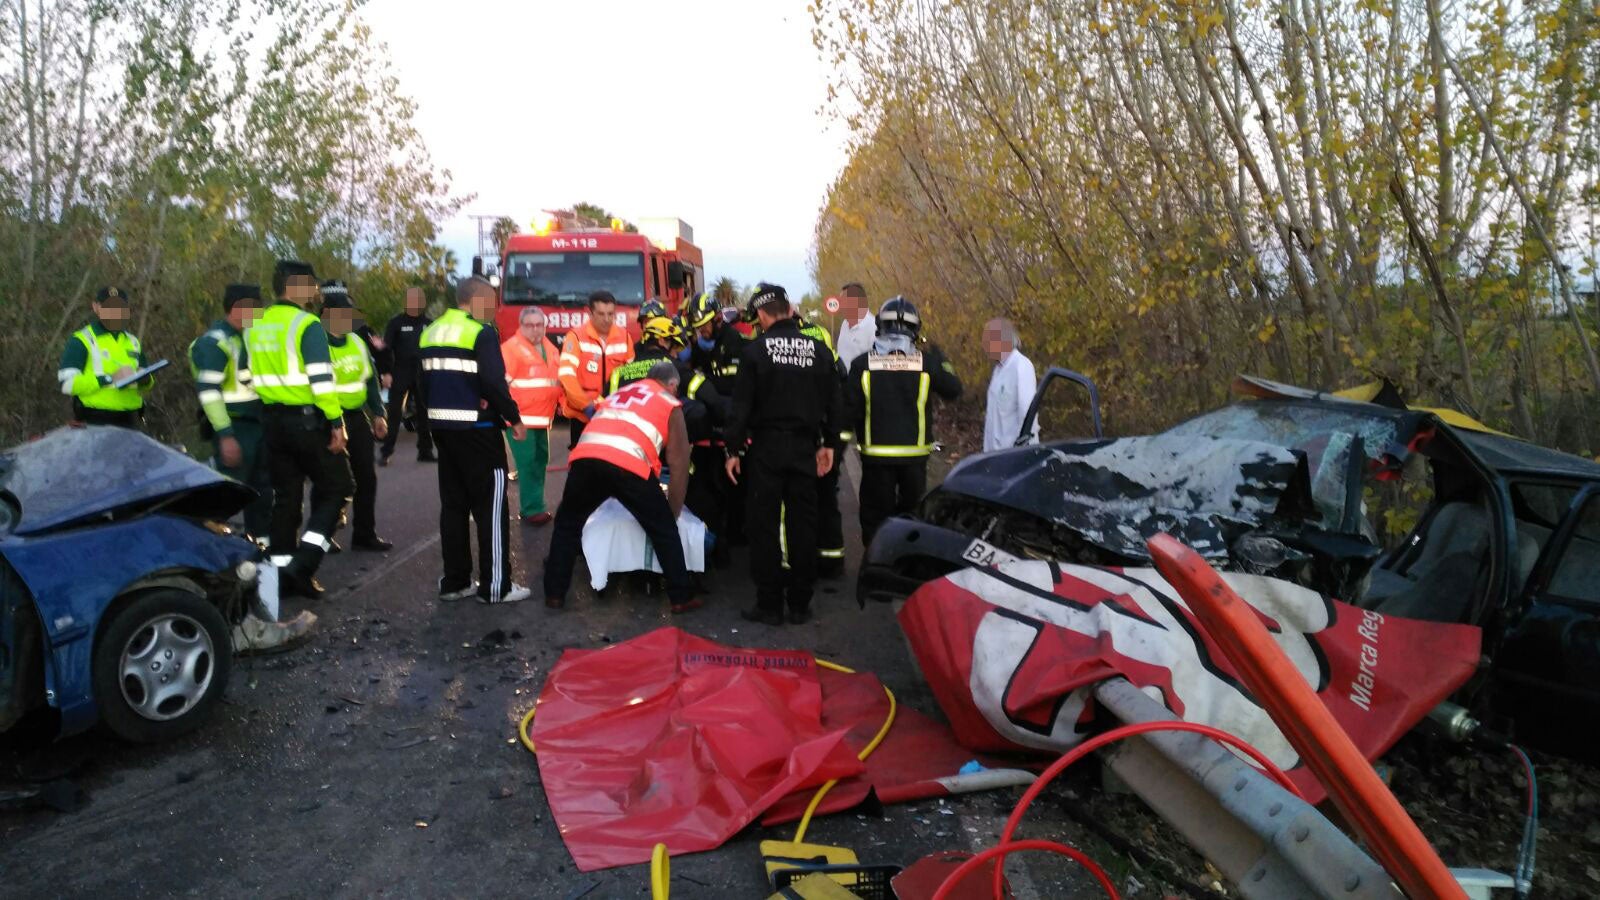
[{"x1": 92, "y1": 590, "x2": 232, "y2": 743}]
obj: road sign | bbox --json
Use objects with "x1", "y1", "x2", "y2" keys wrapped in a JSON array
[{"x1": 824, "y1": 296, "x2": 841, "y2": 314}]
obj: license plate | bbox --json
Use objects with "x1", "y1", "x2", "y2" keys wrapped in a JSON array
[{"x1": 962, "y1": 538, "x2": 1020, "y2": 568}]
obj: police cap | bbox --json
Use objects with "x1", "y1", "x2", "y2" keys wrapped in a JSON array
[{"x1": 95, "y1": 285, "x2": 129, "y2": 305}]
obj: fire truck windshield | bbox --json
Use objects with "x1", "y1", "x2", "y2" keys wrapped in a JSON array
[{"x1": 502, "y1": 251, "x2": 646, "y2": 305}]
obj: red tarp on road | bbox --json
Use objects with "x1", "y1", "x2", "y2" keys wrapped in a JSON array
[
  {"x1": 531, "y1": 628, "x2": 1023, "y2": 871},
  {"x1": 900, "y1": 561, "x2": 1482, "y2": 803},
  {"x1": 530, "y1": 628, "x2": 866, "y2": 871}
]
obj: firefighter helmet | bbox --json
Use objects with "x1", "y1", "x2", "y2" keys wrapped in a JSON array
[
  {"x1": 685, "y1": 292, "x2": 719, "y2": 329},
  {"x1": 641, "y1": 316, "x2": 683, "y2": 345},
  {"x1": 637, "y1": 299, "x2": 667, "y2": 323},
  {"x1": 876, "y1": 295, "x2": 921, "y2": 338}
]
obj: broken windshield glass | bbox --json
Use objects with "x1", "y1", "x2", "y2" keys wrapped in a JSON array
[{"x1": 1166, "y1": 402, "x2": 1406, "y2": 531}]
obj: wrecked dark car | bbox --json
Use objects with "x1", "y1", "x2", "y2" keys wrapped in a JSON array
[
  {"x1": 0, "y1": 426, "x2": 267, "y2": 742},
  {"x1": 860, "y1": 374, "x2": 1600, "y2": 757}
]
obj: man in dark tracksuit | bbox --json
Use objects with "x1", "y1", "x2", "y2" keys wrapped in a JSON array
[
  {"x1": 189, "y1": 283, "x2": 271, "y2": 539},
  {"x1": 845, "y1": 296, "x2": 962, "y2": 546},
  {"x1": 724, "y1": 283, "x2": 842, "y2": 626},
  {"x1": 418, "y1": 277, "x2": 530, "y2": 604},
  {"x1": 381, "y1": 286, "x2": 435, "y2": 464}
]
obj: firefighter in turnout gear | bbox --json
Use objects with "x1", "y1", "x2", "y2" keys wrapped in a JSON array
[
  {"x1": 59, "y1": 286, "x2": 154, "y2": 428},
  {"x1": 724, "y1": 283, "x2": 842, "y2": 626},
  {"x1": 797, "y1": 314, "x2": 848, "y2": 578},
  {"x1": 321, "y1": 284, "x2": 392, "y2": 553},
  {"x1": 247, "y1": 260, "x2": 355, "y2": 599},
  {"x1": 609, "y1": 316, "x2": 689, "y2": 393},
  {"x1": 543, "y1": 361, "x2": 697, "y2": 613},
  {"x1": 188, "y1": 283, "x2": 271, "y2": 538},
  {"x1": 845, "y1": 295, "x2": 962, "y2": 545},
  {"x1": 419, "y1": 276, "x2": 530, "y2": 604},
  {"x1": 557, "y1": 290, "x2": 633, "y2": 448},
  {"x1": 685, "y1": 291, "x2": 747, "y2": 548}
]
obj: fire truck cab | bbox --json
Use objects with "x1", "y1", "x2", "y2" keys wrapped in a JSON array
[{"x1": 495, "y1": 215, "x2": 704, "y2": 344}]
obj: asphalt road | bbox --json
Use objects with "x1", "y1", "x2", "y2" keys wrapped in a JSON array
[{"x1": 0, "y1": 426, "x2": 1114, "y2": 899}]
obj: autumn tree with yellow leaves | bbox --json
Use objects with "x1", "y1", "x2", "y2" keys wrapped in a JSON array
[{"x1": 812, "y1": 0, "x2": 1600, "y2": 450}]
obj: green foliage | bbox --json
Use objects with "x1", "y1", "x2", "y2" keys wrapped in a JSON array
[{"x1": 0, "y1": 0, "x2": 464, "y2": 443}]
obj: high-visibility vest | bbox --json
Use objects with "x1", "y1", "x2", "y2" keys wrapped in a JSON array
[
  {"x1": 419, "y1": 308, "x2": 490, "y2": 427},
  {"x1": 502, "y1": 332, "x2": 562, "y2": 429},
  {"x1": 558, "y1": 320, "x2": 633, "y2": 421},
  {"x1": 860, "y1": 354, "x2": 934, "y2": 459},
  {"x1": 328, "y1": 335, "x2": 373, "y2": 411},
  {"x1": 70, "y1": 326, "x2": 145, "y2": 411},
  {"x1": 570, "y1": 379, "x2": 681, "y2": 479},
  {"x1": 188, "y1": 323, "x2": 258, "y2": 408},
  {"x1": 247, "y1": 303, "x2": 321, "y2": 406}
]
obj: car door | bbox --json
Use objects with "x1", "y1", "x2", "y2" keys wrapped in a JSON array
[{"x1": 1493, "y1": 485, "x2": 1600, "y2": 756}]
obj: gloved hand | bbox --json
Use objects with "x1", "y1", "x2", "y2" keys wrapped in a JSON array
[{"x1": 582, "y1": 402, "x2": 596, "y2": 419}]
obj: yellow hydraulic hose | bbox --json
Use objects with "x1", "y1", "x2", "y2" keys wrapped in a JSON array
[
  {"x1": 514, "y1": 655, "x2": 899, "y2": 900},
  {"x1": 794, "y1": 658, "x2": 898, "y2": 844},
  {"x1": 651, "y1": 843, "x2": 671, "y2": 900}
]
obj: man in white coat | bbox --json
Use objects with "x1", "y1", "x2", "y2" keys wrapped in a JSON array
[{"x1": 982, "y1": 318, "x2": 1039, "y2": 451}]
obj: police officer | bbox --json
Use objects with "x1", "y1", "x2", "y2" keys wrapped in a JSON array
[
  {"x1": 59, "y1": 286, "x2": 154, "y2": 428},
  {"x1": 419, "y1": 276, "x2": 530, "y2": 605},
  {"x1": 247, "y1": 261, "x2": 355, "y2": 599},
  {"x1": 724, "y1": 283, "x2": 842, "y2": 626},
  {"x1": 380, "y1": 287, "x2": 435, "y2": 464},
  {"x1": 845, "y1": 296, "x2": 962, "y2": 545},
  {"x1": 189, "y1": 283, "x2": 271, "y2": 539},
  {"x1": 322, "y1": 285, "x2": 393, "y2": 552},
  {"x1": 543, "y1": 361, "x2": 697, "y2": 613}
]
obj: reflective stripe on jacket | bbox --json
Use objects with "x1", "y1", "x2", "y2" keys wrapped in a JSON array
[
  {"x1": 569, "y1": 379, "x2": 681, "y2": 479},
  {"x1": 558, "y1": 320, "x2": 633, "y2": 421},
  {"x1": 63, "y1": 325, "x2": 146, "y2": 411},
  {"x1": 503, "y1": 332, "x2": 562, "y2": 429}
]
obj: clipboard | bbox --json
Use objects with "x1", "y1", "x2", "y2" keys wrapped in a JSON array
[{"x1": 112, "y1": 358, "x2": 169, "y2": 389}]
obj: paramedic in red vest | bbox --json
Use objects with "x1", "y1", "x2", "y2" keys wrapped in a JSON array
[
  {"x1": 557, "y1": 290, "x2": 633, "y2": 448},
  {"x1": 542, "y1": 361, "x2": 696, "y2": 614},
  {"x1": 418, "y1": 276, "x2": 531, "y2": 605},
  {"x1": 502, "y1": 307, "x2": 563, "y2": 524}
]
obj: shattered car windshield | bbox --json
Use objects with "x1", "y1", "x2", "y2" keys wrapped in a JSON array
[{"x1": 1166, "y1": 402, "x2": 1403, "y2": 531}]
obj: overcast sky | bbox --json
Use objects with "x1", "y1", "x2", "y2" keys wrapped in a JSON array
[{"x1": 364, "y1": 0, "x2": 848, "y2": 295}]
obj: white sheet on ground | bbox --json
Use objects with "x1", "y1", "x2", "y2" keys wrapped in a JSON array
[{"x1": 582, "y1": 499, "x2": 706, "y2": 590}]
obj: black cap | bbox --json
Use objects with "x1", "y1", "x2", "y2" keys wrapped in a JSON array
[
  {"x1": 223, "y1": 283, "x2": 262, "y2": 311},
  {"x1": 96, "y1": 286, "x2": 129, "y2": 304},
  {"x1": 745, "y1": 282, "x2": 788, "y2": 322},
  {"x1": 275, "y1": 259, "x2": 316, "y2": 280}
]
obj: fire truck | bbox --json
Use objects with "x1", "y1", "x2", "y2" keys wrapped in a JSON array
[{"x1": 495, "y1": 213, "x2": 704, "y2": 344}]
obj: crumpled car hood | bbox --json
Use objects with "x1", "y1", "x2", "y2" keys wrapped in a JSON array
[
  {"x1": 938, "y1": 434, "x2": 1310, "y2": 559},
  {"x1": 0, "y1": 426, "x2": 253, "y2": 537}
]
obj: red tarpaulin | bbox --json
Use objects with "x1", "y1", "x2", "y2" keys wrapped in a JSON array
[
  {"x1": 529, "y1": 628, "x2": 867, "y2": 871},
  {"x1": 899, "y1": 561, "x2": 1482, "y2": 803},
  {"x1": 530, "y1": 628, "x2": 1026, "y2": 871}
]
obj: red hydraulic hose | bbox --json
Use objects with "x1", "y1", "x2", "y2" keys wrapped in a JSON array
[
  {"x1": 992, "y1": 719, "x2": 1304, "y2": 899},
  {"x1": 1146, "y1": 533, "x2": 1467, "y2": 900},
  {"x1": 931, "y1": 839, "x2": 1119, "y2": 900}
]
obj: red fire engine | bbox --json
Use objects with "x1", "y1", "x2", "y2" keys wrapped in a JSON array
[{"x1": 495, "y1": 213, "x2": 704, "y2": 344}]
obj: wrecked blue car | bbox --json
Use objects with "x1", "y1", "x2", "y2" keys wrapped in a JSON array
[{"x1": 0, "y1": 426, "x2": 265, "y2": 742}]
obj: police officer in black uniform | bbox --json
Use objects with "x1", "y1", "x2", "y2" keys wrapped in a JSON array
[
  {"x1": 845, "y1": 296, "x2": 962, "y2": 545},
  {"x1": 724, "y1": 283, "x2": 841, "y2": 626},
  {"x1": 380, "y1": 286, "x2": 435, "y2": 464}
]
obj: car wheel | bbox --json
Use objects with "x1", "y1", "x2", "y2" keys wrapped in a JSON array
[{"x1": 92, "y1": 590, "x2": 232, "y2": 743}]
